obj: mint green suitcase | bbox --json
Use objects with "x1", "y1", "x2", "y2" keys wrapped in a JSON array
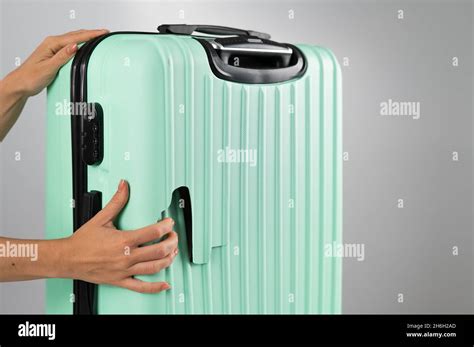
[{"x1": 46, "y1": 25, "x2": 342, "y2": 314}]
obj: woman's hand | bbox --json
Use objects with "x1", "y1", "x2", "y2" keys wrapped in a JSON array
[
  {"x1": 0, "y1": 180, "x2": 178, "y2": 293},
  {"x1": 0, "y1": 29, "x2": 108, "y2": 141},
  {"x1": 60, "y1": 180, "x2": 179, "y2": 294},
  {"x1": 13, "y1": 29, "x2": 109, "y2": 96}
]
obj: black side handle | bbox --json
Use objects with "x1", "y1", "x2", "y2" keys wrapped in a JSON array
[
  {"x1": 157, "y1": 24, "x2": 270, "y2": 39},
  {"x1": 82, "y1": 190, "x2": 102, "y2": 223},
  {"x1": 74, "y1": 190, "x2": 102, "y2": 315}
]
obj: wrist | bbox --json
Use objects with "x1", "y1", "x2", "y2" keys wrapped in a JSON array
[
  {"x1": 1, "y1": 69, "x2": 30, "y2": 99},
  {"x1": 38, "y1": 238, "x2": 73, "y2": 279}
]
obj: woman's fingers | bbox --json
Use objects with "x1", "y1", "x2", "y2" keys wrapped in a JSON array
[
  {"x1": 58, "y1": 29, "x2": 108, "y2": 46},
  {"x1": 92, "y1": 179, "x2": 129, "y2": 226},
  {"x1": 114, "y1": 278, "x2": 171, "y2": 294},
  {"x1": 127, "y1": 218, "x2": 175, "y2": 246},
  {"x1": 43, "y1": 29, "x2": 109, "y2": 53},
  {"x1": 128, "y1": 250, "x2": 178, "y2": 276},
  {"x1": 47, "y1": 43, "x2": 78, "y2": 70},
  {"x1": 130, "y1": 232, "x2": 178, "y2": 264}
]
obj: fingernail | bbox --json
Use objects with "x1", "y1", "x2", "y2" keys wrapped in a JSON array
[
  {"x1": 163, "y1": 283, "x2": 171, "y2": 290},
  {"x1": 67, "y1": 43, "x2": 78, "y2": 54},
  {"x1": 118, "y1": 179, "x2": 126, "y2": 191},
  {"x1": 167, "y1": 218, "x2": 175, "y2": 226},
  {"x1": 174, "y1": 248, "x2": 179, "y2": 256}
]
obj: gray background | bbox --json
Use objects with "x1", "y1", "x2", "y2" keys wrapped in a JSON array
[{"x1": 0, "y1": 0, "x2": 472, "y2": 313}]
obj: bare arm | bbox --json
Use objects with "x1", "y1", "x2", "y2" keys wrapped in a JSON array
[
  {"x1": 0, "y1": 180, "x2": 178, "y2": 293},
  {"x1": 0, "y1": 73, "x2": 28, "y2": 141},
  {"x1": 0, "y1": 29, "x2": 108, "y2": 141},
  {"x1": 0, "y1": 30, "x2": 179, "y2": 294},
  {"x1": 0, "y1": 237, "x2": 65, "y2": 281}
]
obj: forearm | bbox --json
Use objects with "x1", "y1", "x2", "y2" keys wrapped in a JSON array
[
  {"x1": 0, "y1": 70, "x2": 28, "y2": 141},
  {"x1": 0, "y1": 236, "x2": 68, "y2": 281}
]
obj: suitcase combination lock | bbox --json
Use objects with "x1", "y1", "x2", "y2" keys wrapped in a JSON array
[{"x1": 81, "y1": 103, "x2": 104, "y2": 165}]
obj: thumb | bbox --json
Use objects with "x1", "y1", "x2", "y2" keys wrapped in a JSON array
[
  {"x1": 93, "y1": 179, "x2": 129, "y2": 226},
  {"x1": 48, "y1": 43, "x2": 78, "y2": 70}
]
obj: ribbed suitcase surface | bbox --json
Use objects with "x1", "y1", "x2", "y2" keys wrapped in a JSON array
[{"x1": 46, "y1": 33, "x2": 342, "y2": 314}]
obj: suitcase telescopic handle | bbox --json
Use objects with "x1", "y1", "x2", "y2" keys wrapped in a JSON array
[{"x1": 157, "y1": 24, "x2": 271, "y2": 39}]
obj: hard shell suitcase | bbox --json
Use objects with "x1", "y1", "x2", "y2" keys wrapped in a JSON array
[{"x1": 46, "y1": 24, "x2": 342, "y2": 314}]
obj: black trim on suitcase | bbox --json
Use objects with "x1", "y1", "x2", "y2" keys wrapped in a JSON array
[{"x1": 70, "y1": 36, "x2": 103, "y2": 315}]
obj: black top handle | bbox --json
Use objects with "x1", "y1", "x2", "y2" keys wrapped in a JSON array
[
  {"x1": 157, "y1": 24, "x2": 270, "y2": 39},
  {"x1": 157, "y1": 24, "x2": 306, "y2": 84}
]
